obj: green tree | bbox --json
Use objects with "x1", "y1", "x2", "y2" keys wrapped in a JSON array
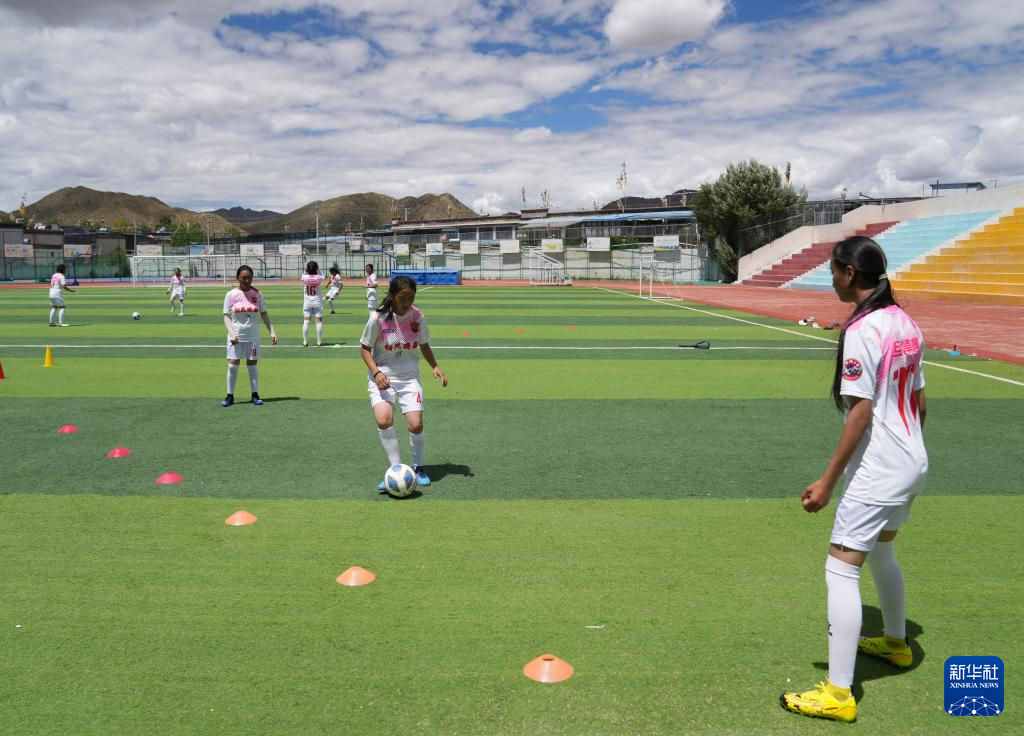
[
  {"x1": 171, "y1": 220, "x2": 205, "y2": 247},
  {"x1": 112, "y1": 217, "x2": 132, "y2": 232},
  {"x1": 692, "y1": 159, "x2": 804, "y2": 279},
  {"x1": 158, "y1": 215, "x2": 174, "y2": 231}
]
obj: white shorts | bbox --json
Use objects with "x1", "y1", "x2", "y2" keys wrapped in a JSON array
[
  {"x1": 367, "y1": 291, "x2": 377, "y2": 310},
  {"x1": 831, "y1": 495, "x2": 914, "y2": 552},
  {"x1": 227, "y1": 339, "x2": 260, "y2": 361},
  {"x1": 368, "y1": 376, "x2": 423, "y2": 414},
  {"x1": 50, "y1": 297, "x2": 64, "y2": 307},
  {"x1": 171, "y1": 290, "x2": 185, "y2": 299},
  {"x1": 326, "y1": 288, "x2": 340, "y2": 300},
  {"x1": 303, "y1": 304, "x2": 323, "y2": 318}
]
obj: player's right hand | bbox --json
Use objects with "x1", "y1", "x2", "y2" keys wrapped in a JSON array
[
  {"x1": 376, "y1": 373, "x2": 391, "y2": 390},
  {"x1": 229, "y1": 335, "x2": 238, "y2": 345}
]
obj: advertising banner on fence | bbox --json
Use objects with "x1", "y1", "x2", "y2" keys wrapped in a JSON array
[
  {"x1": 190, "y1": 244, "x2": 215, "y2": 255},
  {"x1": 326, "y1": 241, "x2": 346, "y2": 256},
  {"x1": 653, "y1": 235, "x2": 681, "y2": 250},
  {"x1": 541, "y1": 238, "x2": 564, "y2": 253},
  {"x1": 63, "y1": 244, "x2": 92, "y2": 257},
  {"x1": 135, "y1": 243, "x2": 163, "y2": 256},
  {"x1": 426, "y1": 242, "x2": 444, "y2": 256},
  {"x1": 278, "y1": 243, "x2": 301, "y2": 256},
  {"x1": 241, "y1": 242, "x2": 265, "y2": 257},
  {"x1": 586, "y1": 237, "x2": 611, "y2": 252},
  {"x1": 3, "y1": 243, "x2": 32, "y2": 258},
  {"x1": 348, "y1": 237, "x2": 362, "y2": 252},
  {"x1": 460, "y1": 240, "x2": 479, "y2": 255},
  {"x1": 499, "y1": 239, "x2": 520, "y2": 254},
  {"x1": 394, "y1": 243, "x2": 410, "y2": 256}
]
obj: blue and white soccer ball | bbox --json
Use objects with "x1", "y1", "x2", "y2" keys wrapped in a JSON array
[
  {"x1": 131, "y1": 311, "x2": 141, "y2": 320},
  {"x1": 383, "y1": 463, "x2": 417, "y2": 498}
]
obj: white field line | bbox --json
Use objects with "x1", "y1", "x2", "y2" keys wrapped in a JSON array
[
  {"x1": 593, "y1": 285, "x2": 1024, "y2": 388},
  {"x1": 0, "y1": 343, "x2": 830, "y2": 351}
]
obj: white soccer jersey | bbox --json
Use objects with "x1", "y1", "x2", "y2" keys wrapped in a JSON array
[
  {"x1": 223, "y1": 287, "x2": 267, "y2": 342},
  {"x1": 366, "y1": 273, "x2": 378, "y2": 298},
  {"x1": 170, "y1": 274, "x2": 186, "y2": 295},
  {"x1": 839, "y1": 305, "x2": 928, "y2": 505},
  {"x1": 360, "y1": 306, "x2": 430, "y2": 380},
  {"x1": 331, "y1": 274, "x2": 342, "y2": 289},
  {"x1": 301, "y1": 274, "x2": 323, "y2": 309},
  {"x1": 49, "y1": 273, "x2": 65, "y2": 299}
]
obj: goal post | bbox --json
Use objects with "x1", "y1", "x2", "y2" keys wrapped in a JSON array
[
  {"x1": 528, "y1": 249, "x2": 572, "y2": 286},
  {"x1": 130, "y1": 255, "x2": 228, "y2": 286}
]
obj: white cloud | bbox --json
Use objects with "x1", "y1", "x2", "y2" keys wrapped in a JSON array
[{"x1": 604, "y1": 0, "x2": 726, "y2": 51}]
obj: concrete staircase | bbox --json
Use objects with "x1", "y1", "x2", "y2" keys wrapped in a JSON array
[
  {"x1": 744, "y1": 221, "x2": 898, "y2": 287},
  {"x1": 891, "y1": 208, "x2": 1024, "y2": 306}
]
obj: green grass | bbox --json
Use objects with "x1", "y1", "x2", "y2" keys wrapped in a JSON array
[{"x1": 1, "y1": 283, "x2": 1021, "y2": 734}]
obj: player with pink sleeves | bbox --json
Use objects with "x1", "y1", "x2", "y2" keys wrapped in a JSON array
[
  {"x1": 782, "y1": 236, "x2": 928, "y2": 723},
  {"x1": 222, "y1": 264, "x2": 277, "y2": 407},
  {"x1": 166, "y1": 267, "x2": 186, "y2": 316},
  {"x1": 364, "y1": 263, "x2": 378, "y2": 312},
  {"x1": 300, "y1": 260, "x2": 329, "y2": 346},
  {"x1": 324, "y1": 267, "x2": 343, "y2": 314},
  {"x1": 360, "y1": 275, "x2": 447, "y2": 491},
  {"x1": 48, "y1": 263, "x2": 75, "y2": 326}
]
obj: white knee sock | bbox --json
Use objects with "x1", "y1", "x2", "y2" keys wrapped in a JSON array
[
  {"x1": 378, "y1": 427, "x2": 401, "y2": 465},
  {"x1": 868, "y1": 541, "x2": 906, "y2": 640},
  {"x1": 410, "y1": 431, "x2": 424, "y2": 467},
  {"x1": 49, "y1": 307, "x2": 56, "y2": 323},
  {"x1": 315, "y1": 321, "x2": 323, "y2": 343},
  {"x1": 826, "y1": 555, "x2": 862, "y2": 689},
  {"x1": 302, "y1": 320, "x2": 310, "y2": 343},
  {"x1": 247, "y1": 364, "x2": 258, "y2": 393},
  {"x1": 58, "y1": 307, "x2": 65, "y2": 323},
  {"x1": 226, "y1": 364, "x2": 239, "y2": 394},
  {"x1": 179, "y1": 299, "x2": 184, "y2": 315}
]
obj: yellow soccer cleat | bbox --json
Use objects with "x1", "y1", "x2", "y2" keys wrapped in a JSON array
[
  {"x1": 780, "y1": 682, "x2": 857, "y2": 722},
  {"x1": 858, "y1": 635, "x2": 913, "y2": 668}
]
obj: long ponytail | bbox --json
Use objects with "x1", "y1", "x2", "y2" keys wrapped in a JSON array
[
  {"x1": 831, "y1": 236, "x2": 897, "y2": 410},
  {"x1": 375, "y1": 275, "x2": 417, "y2": 321}
]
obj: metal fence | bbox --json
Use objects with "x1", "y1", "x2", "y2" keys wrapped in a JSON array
[{"x1": 733, "y1": 200, "x2": 852, "y2": 256}]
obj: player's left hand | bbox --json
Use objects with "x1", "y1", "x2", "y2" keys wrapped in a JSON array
[
  {"x1": 270, "y1": 333, "x2": 278, "y2": 345},
  {"x1": 801, "y1": 479, "x2": 832, "y2": 513},
  {"x1": 433, "y1": 366, "x2": 447, "y2": 388}
]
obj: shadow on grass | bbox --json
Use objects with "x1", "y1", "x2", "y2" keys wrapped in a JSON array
[
  {"x1": 812, "y1": 605, "x2": 925, "y2": 703},
  {"x1": 426, "y1": 463, "x2": 474, "y2": 482},
  {"x1": 260, "y1": 396, "x2": 300, "y2": 403}
]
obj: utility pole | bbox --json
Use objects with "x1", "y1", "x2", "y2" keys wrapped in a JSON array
[{"x1": 315, "y1": 200, "x2": 321, "y2": 251}]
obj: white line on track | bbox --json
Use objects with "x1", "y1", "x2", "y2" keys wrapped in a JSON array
[
  {"x1": 0, "y1": 343, "x2": 831, "y2": 351},
  {"x1": 594, "y1": 285, "x2": 1024, "y2": 388}
]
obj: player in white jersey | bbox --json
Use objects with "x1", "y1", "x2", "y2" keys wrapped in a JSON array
[
  {"x1": 166, "y1": 267, "x2": 186, "y2": 316},
  {"x1": 364, "y1": 263, "x2": 378, "y2": 312},
  {"x1": 300, "y1": 260, "x2": 330, "y2": 347},
  {"x1": 324, "y1": 267, "x2": 343, "y2": 314},
  {"x1": 360, "y1": 275, "x2": 447, "y2": 490},
  {"x1": 782, "y1": 237, "x2": 928, "y2": 723},
  {"x1": 222, "y1": 265, "x2": 277, "y2": 407},
  {"x1": 48, "y1": 263, "x2": 75, "y2": 326}
]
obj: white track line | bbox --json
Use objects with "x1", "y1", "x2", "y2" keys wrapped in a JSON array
[
  {"x1": 594, "y1": 286, "x2": 1024, "y2": 388},
  {"x1": 0, "y1": 343, "x2": 830, "y2": 351}
]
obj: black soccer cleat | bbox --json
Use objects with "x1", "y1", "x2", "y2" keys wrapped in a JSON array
[
  {"x1": 221, "y1": 393, "x2": 234, "y2": 408},
  {"x1": 251, "y1": 392, "x2": 263, "y2": 406}
]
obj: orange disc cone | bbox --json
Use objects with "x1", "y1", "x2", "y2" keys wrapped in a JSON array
[
  {"x1": 225, "y1": 510, "x2": 257, "y2": 526},
  {"x1": 57, "y1": 425, "x2": 78, "y2": 433},
  {"x1": 336, "y1": 566, "x2": 376, "y2": 586},
  {"x1": 0, "y1": 360, "x2": 5, "y2": 379},
  {"x1": 156, "y1": 471, "x2": 184, "y2": 484},
  {"x1": 106, "y1": 447, "x2": 132, "y2": 458},
  {"x1": 523, "y1": 654, "x2": 574, "y2": 683},
  {"x1": 43, "y1": 345, "x2": 54, "y2": 367}
]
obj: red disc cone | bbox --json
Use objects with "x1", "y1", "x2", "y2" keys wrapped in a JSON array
[
  {"x1": 0, "y1": 360, "x2": 5, "y2": 379},
  {"x1": 156, "y1": 471, "x2": 184, "y2": 484},
  {"x1": 57, "y1": 425, "x2": 79, "y2": 433},
  {"x1": 336, "y1": 566, "x2": 376, "y2": 586},
  {"x1": 523, "y1": 654, "x2": 574, "y2": 683},
  {"x1": 225, "y1": 510, "x2": 257, "y2": 526},
  {"x1": 106, "y1": 447, "x2": 132, "y2": 458}
]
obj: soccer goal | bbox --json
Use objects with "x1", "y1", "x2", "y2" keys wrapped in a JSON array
[
  {"x1": 528, "y1": 249, "x2": 572, "y2": 286},
  {"x1": 640, "y1": 246, "x2": 703, "y2": 301},
  {"x1": 130, "y1": 255, "x2": 228, "y2": 286}
]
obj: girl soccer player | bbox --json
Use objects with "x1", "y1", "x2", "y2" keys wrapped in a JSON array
[
  {"x1": 222, "y1": 265, "x2": 277, "y2": 407},
  {"x1": 364, "y1": 263, "x2": 378, "y2": 312},
  {"x1": 360, "y1": 276, "x2": 447, "y2": 489},
  {"x1": 48, "y1": 263, "x2": 75, "y2": 326},
  {"x1": 324, "y1": 266, "x2": 343, "y2": 314},
  {"x1": 300, "y1": 260, "x2": 328, "y2": 347},
  {"x1": 167, "y1": 267, "x2": 186, "y2": 316},
  {"x1": 781, "y1": 237, "x2": 927, "y2": 723}
]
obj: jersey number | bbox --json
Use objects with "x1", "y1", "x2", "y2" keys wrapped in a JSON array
[{"x1": 305, "y1": 285, "x2": 317, "y2": 296}]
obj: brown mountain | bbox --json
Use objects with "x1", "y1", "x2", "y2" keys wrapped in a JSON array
[
  {"x1": 24, "y1": 186, "x2": 239, "y2": 233},
  {"x1": 211, "y1": 206, "x2": 282, "y2": 224},
  {"x1": 241, "y1": 192, "x2": 477, "y2": 234}
]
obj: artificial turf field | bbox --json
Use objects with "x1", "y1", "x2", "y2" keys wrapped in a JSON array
[{"x1": 1, "y1": 282, "x2": 1021, "y2": 735}]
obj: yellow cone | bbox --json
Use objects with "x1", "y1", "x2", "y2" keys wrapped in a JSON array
[{"x1": 43, "y1": 345, "x2": 54, "y2": 367}]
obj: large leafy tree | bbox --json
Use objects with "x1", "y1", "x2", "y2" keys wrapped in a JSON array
[
  {"x1": 692, "y1": 159, "x2": 804, "y2": 278},
  {"x1": 171, "y1": 220, "x2": 205, "y2": 247}
]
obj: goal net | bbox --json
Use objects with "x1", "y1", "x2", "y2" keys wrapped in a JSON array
[
  {"x1": 640, "y1": 246, "x2": 704, "y2": 301},
  {"x1": 130, "y1": 255, "x2": 228, "y2": 286}
]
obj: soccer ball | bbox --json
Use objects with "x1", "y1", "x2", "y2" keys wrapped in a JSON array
[
  {"x1": 131, "y1": 311, "x2": 141, "y2": 320},
  {"x1": 383, "y1": 463, "x2": 417, "y2": 498}
]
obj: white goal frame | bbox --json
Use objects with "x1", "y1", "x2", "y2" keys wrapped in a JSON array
[
  {"x1": 528, "y1": 249, "x2": 572, "y2": 286},
  {"x1": 130, "y1": 255, "x2": 229, "y2": 286}
]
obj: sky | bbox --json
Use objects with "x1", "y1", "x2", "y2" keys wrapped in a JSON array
[{"x1": 1, "y1": 0, "x2": 1023, "y2": 215}]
